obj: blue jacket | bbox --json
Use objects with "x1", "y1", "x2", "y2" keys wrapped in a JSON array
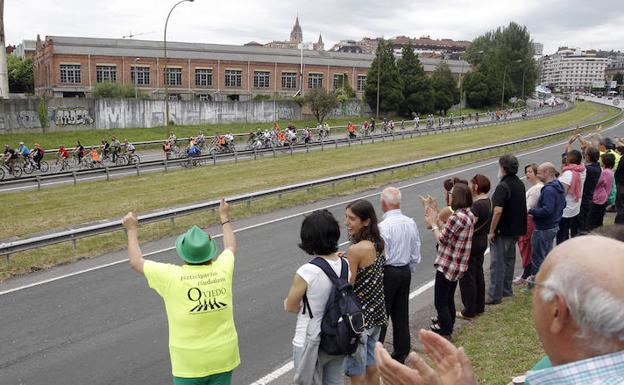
[{"x1": 529, "y1": 180, "x2": 566, "y2": 230}]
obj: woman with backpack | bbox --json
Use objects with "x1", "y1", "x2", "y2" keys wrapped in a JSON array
[
  {"x1": 343, "y1": 200, "x2": 386, "y2": 385},
  {"x1": 284, "y1": 209, "x2": 352, "y2": 385},
  {"x1": 424, "y1": 183, "x2": 476, "y2": 337}
]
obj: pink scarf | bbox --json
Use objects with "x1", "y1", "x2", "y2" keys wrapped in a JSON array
[{"x1": 561, "y1": 163, "x2": 586, "y2": 202}]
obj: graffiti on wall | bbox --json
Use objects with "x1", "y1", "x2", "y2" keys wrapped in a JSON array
[
  {"x1": 16, "y1": 111, "x2": 41, "y2": 129},
  {"x1": 277, "y1": 106, "x2": 295, "y2": 120},
  {"x1": 55, "y1": 108, "x2": 94, "y2": 126},
  {"x1": 0, "y1": 115, "x2": 6, "y2": 131}
]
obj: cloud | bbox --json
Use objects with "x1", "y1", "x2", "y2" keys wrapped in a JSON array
[{"x1": 4, "y1": 0, "x2": 623, "y2": 55}]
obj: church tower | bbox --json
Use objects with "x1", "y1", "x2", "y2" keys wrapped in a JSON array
[
  {"x1": 290, "y1": 16, "x2": 303, "y2": 44},
  {"x1": 314, "y1": 33, "x2": 325, "y2": 51}
]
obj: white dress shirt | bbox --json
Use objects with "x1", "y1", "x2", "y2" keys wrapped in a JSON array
[{"x1": 379, "y1": 209, "x2": 422, "y2": 272}]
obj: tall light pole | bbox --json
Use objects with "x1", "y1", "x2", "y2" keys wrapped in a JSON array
[
  {"x1": 133, "y1": 58, "x2": 140, "y2": 99},
  {"x1": 0, "y1": 0, "x2": 9, "y2": 99},
  {"x1": 501, "y1": 59, "x2": 522, "y2": 109},
  {"x1": 164, "y1": 0, "x2": 194, "y2": 126},
  {"x1": 375, "y1": 40, "x2": 382, "y2": 120}
]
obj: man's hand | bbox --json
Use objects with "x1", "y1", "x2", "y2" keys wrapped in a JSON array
[
  {"x1": 122, "y1": 210, "x2": 138, "y2": 231},
  {"x1": 219, "y1": 198, "x2": 229, "y2": 222},
  {"x1": 488, "y1": 232, "x2": 495, "y2": 245}
]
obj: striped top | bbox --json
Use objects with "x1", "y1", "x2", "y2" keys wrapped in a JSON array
[{"x1": 354, "y1": 252, "x2": 387, "y2": 328}]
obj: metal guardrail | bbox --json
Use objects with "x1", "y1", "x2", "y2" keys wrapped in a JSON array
[
  {"x1": 2, "y1": 104, "x2": 570, "y2": 188},
  {"x1": 1, "y1": 105, "x2": 620, "y2": 260}
]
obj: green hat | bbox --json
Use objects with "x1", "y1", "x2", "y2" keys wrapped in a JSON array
[{"x1": 175, "y1": 225, "x2": 217, "y2": 264}]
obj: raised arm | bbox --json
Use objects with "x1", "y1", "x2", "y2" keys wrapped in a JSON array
[
  {"x1": 122, "y1": 210, "x2": 145, "y2": 275},
  {"x1": 219, "y1": 198, "x2": 236, "y2": 254}
]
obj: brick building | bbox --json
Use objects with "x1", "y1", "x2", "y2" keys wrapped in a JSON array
[{"x1": 33, "y1": 35, "x2": 469, "y2": 100}]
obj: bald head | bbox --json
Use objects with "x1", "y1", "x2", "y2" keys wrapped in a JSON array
[
  {"x1": 536, "y1": 236, "x2": 624, "y2": 361},
  {"x1": 537, "y1": 162, "x2": 557, "y2": 183}
]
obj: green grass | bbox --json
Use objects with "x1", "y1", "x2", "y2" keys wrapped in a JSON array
[
  {"x1": 0, "y1": 101, "x2": 620, "y2": 280},
  {"x1": 453, "y1": 289, "x2": 543, "y2": 385}
]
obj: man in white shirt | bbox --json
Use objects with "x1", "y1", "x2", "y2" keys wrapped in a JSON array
[
  {"x1": 557, "y1": 150, "x2": 586, "y2": 244},
  {"x1": 378, "y1": 187, "x2": 422, "y2": 363}
]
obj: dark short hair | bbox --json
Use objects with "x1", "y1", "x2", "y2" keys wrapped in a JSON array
[
  {"x1": 567, "y1": 149, "x2": 582, "y2": 165},
  {"x1": 601, "y1": 152, "x2": 616, "y2": 169},
  {"x1": 599, "y1": 137, "x2": 615, "y2": 150},
  {"x1": 617, "y1": 145, "x2": 624, "y2": 155},
  {"x1": 470, "y1": 174, "x2": 491, "y2": 194},
  {"x1": 453, "y1": 177, "x2": 469, "y2": 186},
  {"x1": 585, "y1": 146, "x2": 600, "y2": 163},
  {"x1": 450, "y1": 183, "x2": 473, "y2": 211},
  {"x1": 443, "y1": 178, "x2": 454, "y2": 192},
  {"x1": 499, "y1": 154, "x2": 519, "y2": 175},
  {"x1": 346, "y1": 199, "x2": 384, "y2": 254},
  {"x1": 298, "y1": 209, "x2": 340, "y2": 256},
  {"x1": 524, "y1": 163, "x2": 538, "y2": 175}
]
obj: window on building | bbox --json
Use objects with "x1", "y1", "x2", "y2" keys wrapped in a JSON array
[
  {"x1": 131, "y1": 66, "x2": 150, "y2": 85},
  {"x1": 96, "y1": 65, "x2": 117, "y2": 83},
  {"x1": 254, "y1": 71, "x2": 270, "y2": 88},
  {"x1": 60, "y1": 64, "x2": 81, "y2": 84},
  {"x1": 165, "y1": 67, "x2": 182, "y2": 86},
  {"x1": 308, "y1": 73, "x2": 323, "y2": 89},
  {"x1": 225, "y1": 69, "x2": 242, "y2": 87},
  {"x1": 333, "y1": 74, "x2": 348, "y2": 90},
  {"x1": 198, "y1": 94, "x2": 212, "y2": 101},
  {"x1": 195, "y1": 68, "x2": 213, "y2": 87},
  {"x1": 357, "y1": 75, "x2": 367, "y2": 91},
  {"x1": 282, "y1": 72, "x2": 297, "y2": 89}
]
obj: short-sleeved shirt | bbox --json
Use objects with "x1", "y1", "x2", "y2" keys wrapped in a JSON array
[
  {"x1": 559, "y1": 169, "x2": 587, "y2": 218},
  {"x1": 491, "y1": 175, "x2": 527, "y2": 236},
  {"x1": 143, "y1": 250, "x2": 240, "y2": 378}
]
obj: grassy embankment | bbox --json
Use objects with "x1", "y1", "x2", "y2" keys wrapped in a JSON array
[{"x1": 0, "y1": 101, "x2": 620, "y2": 280}]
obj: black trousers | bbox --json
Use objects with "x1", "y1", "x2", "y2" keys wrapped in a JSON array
[
  {"x1": 615, "y1": 185, "x2": 624, "y2": 225},
  {"x1": 378, "y1": 265, "x2": 411, "y2": 363},
  {"x1": 588, "y1": 202, "x2": 609, "y2": 230},
  {"x1": 434, "y1": 270, "x2": 458, "y2": 335},
  {"x1": 459, "y1": 249, "x2": 485, "y2": 318},
  {"x1": 556, "y1": 216, "x2": 574, "y2": 244}
]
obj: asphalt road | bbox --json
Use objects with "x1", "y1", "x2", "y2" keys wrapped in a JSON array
[
  {"x1": 1, "y1": 117, "x2": 622, "y2": 385},
  {"x1": 0, "y1": 105, "x2": 564, "y2": 193}
]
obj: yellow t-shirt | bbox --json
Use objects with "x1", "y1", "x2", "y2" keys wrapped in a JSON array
[{"x1": 143, "y1": 250, "x2": 240, "y2": 378}]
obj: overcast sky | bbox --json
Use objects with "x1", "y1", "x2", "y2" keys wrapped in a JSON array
[{"x1": 6, "y1": 0, "x2": 624, "y2": 55}]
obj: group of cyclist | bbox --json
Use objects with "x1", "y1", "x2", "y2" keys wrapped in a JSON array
[{"x1": 2, "y1": 142, "x2": 46, "y2": 175}]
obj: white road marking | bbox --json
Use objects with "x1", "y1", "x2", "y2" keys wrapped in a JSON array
[{"x1": 1, "y1": 120, "x2": 620, "y2": 296}]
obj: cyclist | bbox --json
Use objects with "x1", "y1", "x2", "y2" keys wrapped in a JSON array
[
  {"x1": 3, "y1": 144, "x2": 19, "y2": 174},
  {"x1": 110, "y1": 136, "x2": 121, "y2": 163},
  {"x1": 168, "y1": 132, "x2": 177, "y2": 145},
  {"x1": 413, "y1": 115, "x2": 420, "y2": 128},
  {"x1": 347, "y1": 121, "x2": 357, "y2": 139},
  {"x1": 303, "y1": 128, "x2": 312, "y2": 144},
  {"x1": 162, "y1": 140, "x2": 172, "y2": 158},
  {"x1": 89, "y1": 147, "x2": 102, "y2": 166},
  {"x1": 124, "y1": 139, "x2": 136, "y2": 155},
  {"x1": 196, "y1": 131, "x2": 206, "y2": 148},
  {"x1": 224, "y1": 132, "x2": 234, "y2": 149},
  {"x1": 17, "y1": 142, "x2": 31, "y2": 158},
  {"x1": 57, "y1": 145, "x2": 70, "y2": 170},
  {"x1": 285, "y1": 128, "x2": 297, "y2": 144},
  {"x1": 186, "y1": 141, "x2": 200, "y2": 157},
  {"x1": 32, "y1": 143, "x2": 45, "y2": 169},
  {"x1": 75, "y1": 140, "x2": 86, "y2": 165},
  {"x1": 101, "y1": 138, "x2": 111, "y2": 160}
]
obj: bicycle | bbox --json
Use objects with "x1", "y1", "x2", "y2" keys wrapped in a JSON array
[
  {"x1": 1, "y1": 158, "x2": 23, "y2": 179},
  {"x1": 22, "y1": 155, "x2": 50, "y2": 174}
]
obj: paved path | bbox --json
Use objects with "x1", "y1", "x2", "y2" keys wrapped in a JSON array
[{"x1": 1, "y1": 118, "x2": 622, "y2": 385}]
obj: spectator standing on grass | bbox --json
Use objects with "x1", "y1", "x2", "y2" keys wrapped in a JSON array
[
  {"x1": 587, "y1": 153, "x2": 615, "y2": 230},
  {"x1": 458, "y1": 174, "x2": 491, "y2": 319},
  {"x1": 121, "y1": 199, "x2": 240, "y2": 385},
  {"x1": 528, "y1": 163, "x2": 565, "y2": 279},
  {"x1": 556, "y1": 150, "x2": 586, "y2": 244},
  {"x1": 515, "y1": 164, "x2": 543, "y2": 284},
  {"x1": 424, "y1": 183, "x2": 475, "y2": 336},
  {"x1": 343, "y1": 200, "x2": 386, "y2": 385},
  {"x1": 285, "y1": 209, "x2": 348, "y2": 385},
  {"x1": 486, "y1": 155, "x2": 527, "y2": 305},
  {"x1": 576, "y1": 146, "x2": 602, "y2": 234},
  {"x1": 378, "y1": 187, "x2": 421, "y2": 363},
  {"x1": 375, "y1": 235, "x2": 624, "y2": 385}
]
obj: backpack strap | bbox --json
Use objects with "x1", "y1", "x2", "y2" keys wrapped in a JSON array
[
  {"x1": 309, "y1": 257, "x2": 347, "y2": 286},
  {"x1": 302, "y1": 294, "x2": 313, "y2": 319}
]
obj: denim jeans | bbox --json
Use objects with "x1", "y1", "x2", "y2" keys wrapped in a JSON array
[
  {"x1": 293, "y1": 345, "x2": 345, "y2": 385},
  {"x1": 531, "y1": 227, "x2": 558, "y2": 277},
  {"x1": 344, "y1": 326, "x2": 381, "y2": 376},
  {"x1": 487, "y1": 235, "x2": 518, "y2": 303}
]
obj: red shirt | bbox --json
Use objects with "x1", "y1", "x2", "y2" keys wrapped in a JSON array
[{"x1": 58, "y1": 149, "x2": 69, "y2": 158}]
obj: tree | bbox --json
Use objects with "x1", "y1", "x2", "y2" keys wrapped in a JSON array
[
  {"x1": 91, "y1": 82, "x2": 148, "y2": 98},
  {"x1": 364, "y1": 39, "x2": 404, "y2": 115},
  {"x1": 431, "y1": 63, "x2": 459, "y2": 115},
  {"x1": 397, "y1": 43, "x2": 434, "y2": 116},
  {"x1": 7, "y1": 55, "x2": 33, "y2": 93},
  {"x1": 463, "y1": 71, "x2": 489, "y2": 108},
  {"x1": 464, "y1": 22, "x2": 540, "y2": 107},
  {"x1": 304, "y1": 87, "x2": 338, "y2": 123},
  {"x1": 614, "y1": 72, "x2": 624, "y2": 85}
]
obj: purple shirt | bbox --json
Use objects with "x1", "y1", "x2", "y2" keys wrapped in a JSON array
[{"x1": 592, "y1": 168, "x2": 614, "y2": 205}]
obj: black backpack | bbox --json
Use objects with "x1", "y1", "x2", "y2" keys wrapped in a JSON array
[{"x1": 302, "y1": 257, "x2": 365, "y2": 355}]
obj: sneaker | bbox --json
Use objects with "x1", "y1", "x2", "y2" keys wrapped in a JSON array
[
  {"x1": 456, "y1": 311, "x2": 474, "y2": 320},
  {"x1": 431, "y1": 316, "x2": 439, "y2": 324}
]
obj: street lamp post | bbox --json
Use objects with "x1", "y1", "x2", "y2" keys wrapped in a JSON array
[
  {"x1": 501, "y1": 59, "x2": 522, "y2": 109},
  {"x1": 164, "y1": 0, "x2": 194, "y2": 127},
  {"x1": 133, "y1": 58, "x2": 140, "y2": 99},
  {"x1": 376, "y1": 44, "x2": 381, "y2": 120}
]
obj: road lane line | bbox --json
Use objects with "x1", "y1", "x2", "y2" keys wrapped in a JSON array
[{"x1": 2, "y1": 121, "x2": 621, "y2": 296}]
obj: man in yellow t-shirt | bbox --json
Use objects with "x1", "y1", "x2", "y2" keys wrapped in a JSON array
[{"x1": 122, "y1": 199, "x2": 239, "y2": 385}]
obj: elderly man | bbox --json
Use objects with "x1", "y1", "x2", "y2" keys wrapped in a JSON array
[
  {"x1": 528, "y1": 163, "x2": 565, "y2": 278},
  {"x1": 375, "y1": 235, "x2": 624, "y2": 385},
  {"x1": 122, "y1": 199, "x2": 240, "y2": 385},
  {"x1": 378, "y1": 186, "x2": 422, "y2": 363},
  {"x1": 487, "y1": 155, "x2": 527, "y2": 304}
]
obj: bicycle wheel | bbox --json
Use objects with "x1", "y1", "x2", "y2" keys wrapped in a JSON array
[
  {"x1": 129, "y1": 155, "x2": 141, "y2": 165},
  {"x1": 23, "y1": 161, "x2": 34, "y2": 174},
  {"x1": 0, "y1": 167, "x2": 5, "y2": 180},
  {"x1": 39, "y1": 161, "x2": 50, "y2": 173},
  {"x1": 11, "y1": 165, "x2": 23, "y2": 178},
  {"x1": 115, "y1": 155, "x2": 128, "y2": 166}
]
